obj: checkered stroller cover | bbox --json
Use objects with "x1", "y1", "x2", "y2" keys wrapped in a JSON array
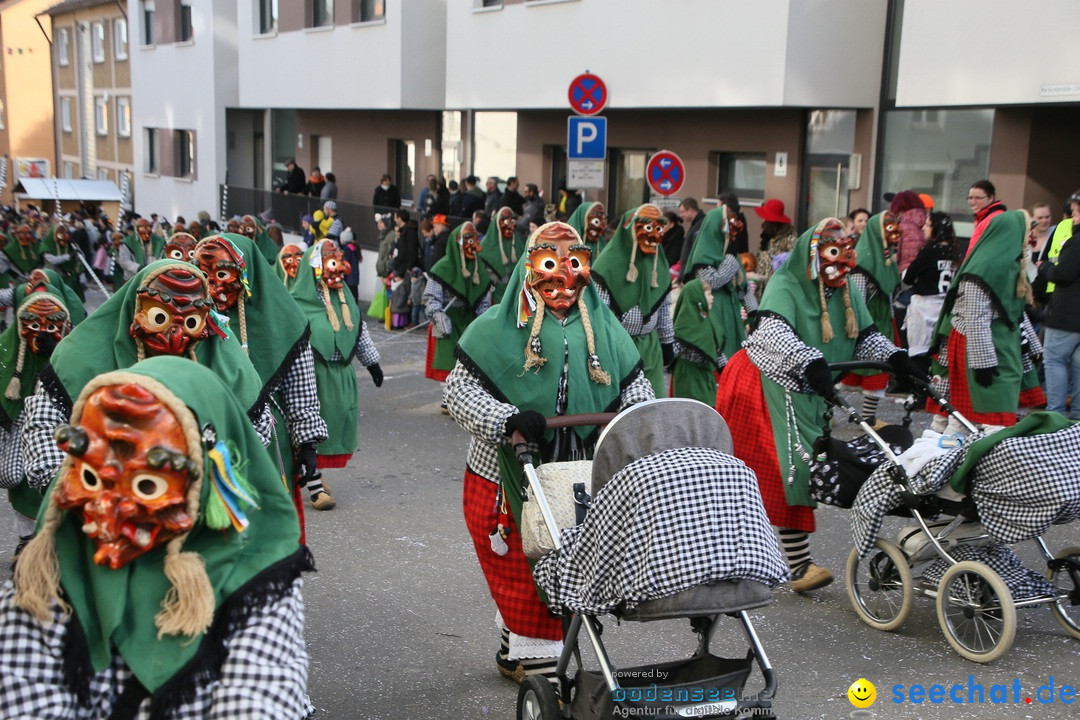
[
  {"x1": 851, "y1": 417, "x2": 1080, "y2": 599},
  {"x1": 532, "y1": 399, "x2": 788, "y2": 617}
]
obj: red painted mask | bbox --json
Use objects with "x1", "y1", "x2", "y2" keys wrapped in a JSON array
[
  {"x1": 187, "y1": 221, "x2": 203, "y2": 241},
  {"x1": 173, "y1": 222, "x2": 186, "y2": 235},
  {"x1": 20, "y1": 294, "x2": 70, "y2": 355},
  {"x1": 498, "y1": 209, "x2": 517, "y2": 240},
  {"x1": 225, "y1": 219, "x2": 240, "y2": 234},
  {"x1": 129, "y1": 267, "x2": 212, "y2": 356},
  {"x1": 136, "y1": 219, "x2": 152, "y2": 243},
  {"x1": 164, "y1": 233, "x2": 197, "y2": 262},
  {"x1": 53, "y1": 226, "x2": 70, "y2": 247},
  {"x1": 459, "y1": 223, "x2": 482, "y2": 260},
  {"x1": 54, "y1": 383, "x2": 197, "y2": 569},
  {"x1": 727, "y1": 209, "x2": 745, "y2": 246},
  {"x1": 633, "y1": 205, "x2": 665, "y2": 255},
  {"x1": 240, "y1": 216, "x2": 259, "y2": 241},
  {"x1": 320, "y1": 241, "x2": 350, "y2": 289},
  {"x1": 881, "y1": 212, "x2": 901, "y2": 245},
  {"x1": 526, "y1": 224, "x2": 591, "y2": 319},
  {"x1": 816, "y1": 221, "x2": 858, "y2": 288},
  {"x1": 585, "y1": 204, "x2": 607, "y2": 245},
  {"x1": 194, "y1": 238, "x2": 245, "y2": 313},
  {"x1": 280, "y1": 244, "x2": 304, "y2": 279},
  {"x1": 15, "y1": 224, "x2": 34, "y2": 247}
]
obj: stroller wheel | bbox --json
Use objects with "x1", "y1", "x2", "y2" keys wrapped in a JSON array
[
  {"x1": 845, "y1": 540, "x2": 913, "y2": 631},
  {"x1": 517, "y1": 676, "x2": 562, "y2": 720},
  {"x1": 936, "y1": 561, "x2": 1016, "y2": 663},
  {"x1": 1046, "y1": 546, "x2": 1080, "y2": 640}
]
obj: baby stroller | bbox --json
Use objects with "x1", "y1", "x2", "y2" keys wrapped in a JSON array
[
  {"x1": 514, "y1": 398, "x2": 788, "y2": 719},
  {"x1": 819, "y1": 361, "x2": 1080, "y2": 663}
]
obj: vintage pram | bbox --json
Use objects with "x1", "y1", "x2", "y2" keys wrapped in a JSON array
[
  {"x1": 815, "y1": 361, "x2": 1080, "y2": 663},
  {"x1": 512, "y1": 398, "x2": 788, "y2": 720}
]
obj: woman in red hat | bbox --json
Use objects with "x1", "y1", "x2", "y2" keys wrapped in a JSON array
[{"x1": 753, "y1": 199, "x2": 798, "y2": 298}]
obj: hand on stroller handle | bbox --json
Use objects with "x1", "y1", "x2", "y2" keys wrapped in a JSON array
[{"x1": 510, "y1": 412, "x2": 619, "y2": 464}]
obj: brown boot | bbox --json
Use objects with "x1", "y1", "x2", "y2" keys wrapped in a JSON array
[
  {"x1": 310, "y1": 490, "x2": 336, "y2": 511},
  {"x1": 789, "y1": 563, "x2": 833, "y2": 593}
]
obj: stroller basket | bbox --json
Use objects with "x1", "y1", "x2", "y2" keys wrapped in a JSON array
[{"x1": 572, "y1": 654, "x2": 753, "y2": 720}]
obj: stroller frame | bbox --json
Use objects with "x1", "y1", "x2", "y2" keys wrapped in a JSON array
[
  {"x1": 512, "y1": 412, "x2": 779, "y2": 720},
  {"x1": 829, "y1": 361, "x2": 1080, "y2": 663}
]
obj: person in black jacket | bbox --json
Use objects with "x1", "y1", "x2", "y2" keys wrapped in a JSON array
[
  {"x1": 392, "y1": 208, "x2": 422, "y2": 276},
  {"x1": 661, "y1": 210, "x2": 684, "y2": 268},
  {"x1": 499, "y1": 176, "x2": 525, "y2": 216},
  {"x1": 719, "y1": 192, "x2": 750, "y2": 255},
  {"x1": 373, "y1": 173, "x2": 402, "y2": 209},
  {"x1": 280, "y1": 159, "x2": 306, "y2": 195},
  {"x1": 675, "y1": 198, "x2": 706, "y2": 277},
  {"x1": 1037, "y1": 193, "x2": 1080, "y2": 418}
]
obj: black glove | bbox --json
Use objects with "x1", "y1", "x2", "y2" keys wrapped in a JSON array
[
  {"x1": 805, "y1": 358, "x2": 838, "y2": 402},
  {"x1": 296, "y1": 442, "x2": 319, "y2": 487},
  {"x1": 661, "y1": 343, "x2": 675, "y2": 368},
  {"x1": 973, "y1": 365, "x2": 998, "y2": 388},
  {"x1": 367, "y1": 363, "x2": 384, "y2": 387},
  {"x1": 505, "y1": 410, "x2": 546, "y2": 444},
  {"x1": 888, "y1": 350, "x2": 927, "y2": 383}
]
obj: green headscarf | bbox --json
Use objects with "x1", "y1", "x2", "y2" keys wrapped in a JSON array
[
  {"x1": 428, "y1": 223, "x2": 492, "y2": 309},
  {"x1": 567, "y1": 201, "x2": 607, "y2": 256},
  {"x1": 478, "y1": 207, "x2": 526, "y2": 287},
  {"x1": 2, "y1": 231, "x2": 44, "y2": 274},
  {"x1": 852, "y1": 212, "x2": 902, "y2": 335},
  {"x1": 42, "y1": 260, "x2": 264, "y2": 421},
  {"x1": 246, "y1": 215, "x2": 280, "y2": 265},
  {"x1": 591, "y1": 204, "x2": 671, "y2": 319},
  {"x1": 15, "y1": 356, "x2": 308, "y2": 703},
  {"x1": 289, "y1": 241, "x2": 360, "y2": 362},
  {"x1": 673, "y1": 278, "x2": 723, "y2": 363},
  {"x1": 41, "y1": 226, "x2": 84, "y2": 294},
  {"x1": 682, "y1": 206, "x2": 749, "y2": 357},
  {"x1": 683, "y1": 206, "x2": 735, "y2": 280},
  {"x1": 273, "y1": 242, "x2": 307, "y2": 290},
  {"x1": 0, "y1": 280, "x2": 82, "y2": 423},
  {"x1": 195, "y1": 233, "x2": 309, "y2": 387}
]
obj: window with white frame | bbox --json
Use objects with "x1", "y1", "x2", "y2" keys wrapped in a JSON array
[
  {"x1": 312, "y1": 0, "x2": 334, "y2": 27},
  {"x1": 57, "y1": 28, "x2": 70, "y2": 66},
  {"x1": 114, "y1": 18, "x2": 128, "y2": 59},
  {"x1": 355, "y1": 0, "x2": 384, "y2": 21},
  {"x1": 116, "y1": 98, "x2": 131, "y2": 137},
  {"x1": 61, "y1": 97, "x2": 72, "y2": 133},
  {"x1": 178, "y1": 1, "x2": 193, "y2": 42},
  {"x1": 92, "y1": 22, "x2": 105, "y2": 62},
  {"x1": 177, "y1": 129, "x2": 195, "y2": 178},
  {"x1": 258, "y1": 0, "x2": 278, "y2": 33},
  {"x1": 142, "y1": 1, "x2": 156, "y2": 45},
  {"x1": 95, "y1": 96, "x2": 108, "y2": 135},
  {"x1": 145, "y1": 128, "x2": 159, "y2": 173}
]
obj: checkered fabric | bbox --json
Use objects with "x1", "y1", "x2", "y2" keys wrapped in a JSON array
[
  {"x1": 533, "y1": 446, "x2": 787, "y2": 616},
  {"x1": 421, "y1": 280, "x2": 492, "y2": 334},
  {"x1": 921, "y1": 543, "x2": 1053, "y2": 600},
  {"x1": 315, "y1": 289, "x2": 381, "y2": 367},
  {"x1": 595, "y1": 284, "x2": 674, "y2": 343},
  {"x1": 0, "y1": 578, "x2": 313, "y2": 719},
  {"x1": 273, "y1": 341, "x2": 329, "y2": 447},
  {"x1": 951, "y1": 280, "x2": 998, "y2": 369},
  {"x1": 0, "y1": 414, "x2": 25, "y2": 490},
  {"x1": 696, "y1": 257, "x2": 759, "y2": 314},
  {"x1": 0, "y1": 287, "x2": 13, "y2": 307},
  {"x1": 946, "y1": 332, "x2": 1020, "y2": 426},
  {"x1": 743, "y1": 315, "x2": 824, "y2": 394}
]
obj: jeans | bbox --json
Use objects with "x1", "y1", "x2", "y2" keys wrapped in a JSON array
[
  {"x1": 1042, "y1": 327, "x2": 1080, "y2": 418},
  {"x1": 410, "y1": 304, "x2": 424, "y2": 325}
]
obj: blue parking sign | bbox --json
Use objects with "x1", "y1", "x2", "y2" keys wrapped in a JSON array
[{"x1": 567, "y1": 117, "x2": 607, "y2": 160}]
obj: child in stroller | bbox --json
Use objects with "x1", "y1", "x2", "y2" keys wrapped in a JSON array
[{"x1": 520, "y1": 398, "x2": 788, "y2": 719}]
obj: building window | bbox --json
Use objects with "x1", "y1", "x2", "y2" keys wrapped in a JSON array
[
  {"x1": 177, "y1": 130, "x2": 195, "y2": 178},
  {"x1": 61, "y1": 97, "x2": 73, "y2": 133},
  {"x1": 178, "y1": 1, "x2": 193, "y2": 42},
  {"x1": 715, "y1": 151, "x2": 766, "y2": 201},
  {"x1": 142, "y1": 1, "x2": 156, "y2": 45},
  {"x1": 258, "y1": 0, "x2": 278, "y2": 33},
  {"x1": 57, "y1": 28, "x2": 70, "y2": 66},
  {"x1": 98, "y1": 168, "x2": 110, "y2": 181},
  {"x1": 92, "y1": 22, "x2": 106, "y2": 63},
  {"x1": 145, "y1": 128, "x2": 159, "y2": 173},
  {"x1": 392, "y1": 139, "x2": 415, "y2": 201},
  {"x1": 63, "y1": 162, "x2": 76, "y2": 179},
  {"x1": 312, "y1": 0, "x2": 334, "y2": 27},
  {"x1": 117, "y1": 98, "x2": 131, "y2": 137},
  {"x1": 95, "y1": 96, "x2": 109, "y2": 135},
  {"x1": 355, "y1": 0, "x2": 384, "y2": 21},
  {"x1": 114, "y1": 18, "x2": 128, "y2": 59}
]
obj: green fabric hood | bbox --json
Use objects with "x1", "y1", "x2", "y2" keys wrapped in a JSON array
[
  {"x1": 288, "y1": 241, "x2": 361, "y2": 361},
  {"x1": 428, "y1": 223, "x2": 492, "y2": 308},
  {"x1": 590, "y1": 205, "x2": 671, "y2": 319}
]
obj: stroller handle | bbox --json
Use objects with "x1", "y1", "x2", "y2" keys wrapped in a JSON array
[
  {"x1": 826, "y1": 360, "x2": 971, "y2": 426},
  {"x1": 510, "y1": 412, "x2": 618, "y2": 458}
]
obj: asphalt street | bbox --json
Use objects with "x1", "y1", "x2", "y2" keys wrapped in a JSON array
[{"x1": 3, "y1": 307, "x2": 1078, "y2": 719}]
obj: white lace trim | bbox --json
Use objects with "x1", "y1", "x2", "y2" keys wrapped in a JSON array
[{"x1": 495, "y1": 609, "x2": 563, "y2": 660}]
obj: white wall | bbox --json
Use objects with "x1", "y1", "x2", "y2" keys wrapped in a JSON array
[
  {"x1": 896, "y1": 0, "x2": 1080, "y2": 107},
  {"x1": 445, "y1": 0, "x2": 885, "y2": 110}
]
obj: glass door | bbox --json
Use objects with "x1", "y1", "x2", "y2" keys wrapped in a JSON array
[{"x1": 803, "y1": 154, "x2": 850, "y2": 226}]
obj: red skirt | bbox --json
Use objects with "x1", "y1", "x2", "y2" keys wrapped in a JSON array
[
  {"x1": 715, "y1": 350, "x2": 815, "y2": 532},
  {"x1": 462, "y1": 469, "x2": 562, "y2": 641},
  {"x1": 840, "y1": 371, "x2": 889, "y2": 391},
  {"x1": 317, "y1": 454, "x2": 351, "y2": 469},
  {"x1": 425, "y1": 324, "x2": 449, "y2": 382},
  {"x1": 292, "y1": 479, "x2": 306, "y2": 546},
  {"x1": 947, "y1": 331, "x2": 1017, "y2": 427}
]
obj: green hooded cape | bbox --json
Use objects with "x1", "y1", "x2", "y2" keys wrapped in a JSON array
[
  {"x1": 931, "y1": 210, "x2": 1031, "y2": 414},
  {"x1": 683, "y1": 206, "x2": 749, "y2": 359},
  {"x1": 37, "y1": 356, "x2": 309, "y2": 704},
  {"x1": 852, "y1": 211, "x2": 902, "y2": 336},
  {"x1": 591, "y1": 205, "x2": 671, "y2": 320},
  {"x1": 428, "y1": 223, "x2": 492, "y2": 372},
  {"x1": 273, "y1": 242, "x2": 306, "y2": 291},
  {"x1": 456, "y1": 225, "x2": 643, "y2": 526},
  {"x1": 40, "y1": 260, "x2": 264, "y2": 424},
  {"x1": 41, "y1": 227, "x2": 85, "y2": 300},
  {"x1": 112, "y1": 231, "x2": 146, "y2": 288},
  {"x1": 756, "y1": 219, "x2": 875, "y2": 507},
  {"x1": 567, "y1": 201, "x2": 607, "y2": 256},
  {"x1": 478, "y1": 207, "x2": 526, "y2": 303},
  {"x1": 248, "y1": 216, "x2": 280, "y2": 265},
  {"x1": 672, "y1": 279, "x2": 723, "y2": 406},
  {"x1": 28, "y1": 268, "x2": 87, "y2": 325},
  {"x1": 2, "y1": 233, "x2": 44, "y2": 275}
]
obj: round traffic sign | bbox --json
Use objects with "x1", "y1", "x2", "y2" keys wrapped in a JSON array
[
  {"x1": 646, "y1": 150, "x2": 685, "y2": 197},
  {"x1": 568, "y1": 73, "x2": 607, "y2": 116}
]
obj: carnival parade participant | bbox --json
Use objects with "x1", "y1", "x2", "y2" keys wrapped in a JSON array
[
  {"x1": 590, "y1": 203, "x2": 673, "y2": 397},
  {"x1": 930, "y1": 209, "x2": 1044, "y2": 431},
  {"x1": 41, "y1": 220, "x2": 85, "y2": 300},
  {"x1": 289, "y1": 240, "x2": 382, "y2": 509},
  {"x1": 478, "y1": 206, "x2": 526, "y2": 303},
  {"x1": 130, "y1": 217, "x2": 165, "y2": 265},
  {"x1": 3, "y1": 223, "x2": 44, "y2": 279},
  {"x1": 0, "y1": 273, "x2": 81, "y2": 543},
  {"x1": 276, "y1": 242, "x2": 308, "y2": 290},
  {"x1": 567, "y1": 200, "x2": 609, "y2": 257},
  {"x1": 841, "y1": 210, "x2": 902, "y2": 426},
  {"x1": 0, "y1": 356, "x2": 315, "y2": 718},
  {"x1": 681, "y1": 204, "x2": 758, "y2": 368},
  {"x1": 716, "y1": 218, "x2": 922, "y2": 592},
  {"x1": 20, "y1": 260, "x2": 272, "y2": 515},
  {"x1": 194, "y1": 233, "x2": 327, "y2": 528},
  {"x1": 671, "y1": 277, "x2": 725, "y2": 405},
  {"x1": 240, "y1": 213, "x2": 281, "y2": 264},
  {"x1": 162, "y1": 231, "x2": 198, "y2": 263},
  {"x1": 423, "y1": 221, "x2": 491, "y2": 411}
]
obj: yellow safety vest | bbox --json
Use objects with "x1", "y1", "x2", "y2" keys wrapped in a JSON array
[{"x1": 1045, "y1": 219, "x2": 1074, "y2": 293}]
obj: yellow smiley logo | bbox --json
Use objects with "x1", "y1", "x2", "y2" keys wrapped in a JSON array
[{"x1": 847, "y1": 678, "x2": 876, "y2": 708}]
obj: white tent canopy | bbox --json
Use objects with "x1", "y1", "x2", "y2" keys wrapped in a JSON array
[{"x1": 13, "y1": 178, "x2": 124, "y2": 203}]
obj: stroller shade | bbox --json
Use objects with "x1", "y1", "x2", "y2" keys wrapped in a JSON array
[
  {"x1": 810, "y1": 425, "x2": 913, "y2": 508},
  {"x1": 533, "y1": 399, "x2": 787, "y2": 616}
]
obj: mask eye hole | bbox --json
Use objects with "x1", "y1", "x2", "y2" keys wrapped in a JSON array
[
  {"x1": 80, "y1": 463, "x2": 100, "y2": 491},
  {"x1": 184, "y1": 314, "x2": 204, "y2": 332},
  {"x1": 215, "y1": 270, "x2": 231, "y2": 281},
  {"x1": 132, "y1": 474, "x2": 169, "y2": 501},
  {"x1": 822, "y1": 246, "x2": 841, "y2": 260},
  {"x1": 168, "y1": 249, "x2": 183, "y2": 259},
  {"x1": 540, "y1": 257, "x2": 558, "y2": 272},
  {"x1": 143, "y1": 307, "x2": 171, "y2": 332},
  {"x1": 326, "y1": 259, "x2": 339, "y2": 270}
]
